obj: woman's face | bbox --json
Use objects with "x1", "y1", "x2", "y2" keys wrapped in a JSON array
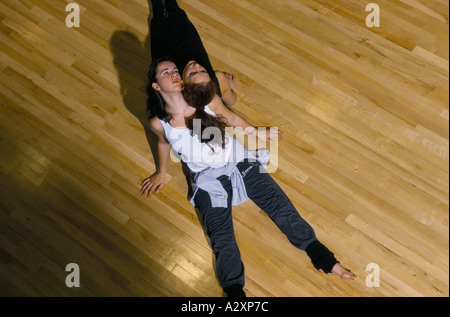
[
  {"x1": 182, "y1": 60, "x2": 211, "y2": 85},
  {"x1": 152, "y1": 61, "x2": 182, "y2": 93}
]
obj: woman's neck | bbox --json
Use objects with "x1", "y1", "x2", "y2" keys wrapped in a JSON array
[{"x1": 162, "y1": 91, "x2": 191, "y2": 115}]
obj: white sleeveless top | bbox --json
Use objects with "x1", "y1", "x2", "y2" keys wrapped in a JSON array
[{"x1": 159, "y1": 106, "x2": 244, "y2": 173}]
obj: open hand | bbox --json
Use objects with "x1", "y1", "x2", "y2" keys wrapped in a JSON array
[
  {"x1": 140, "y1": 172, "x2": 167, "y2": 198},
  {"x1": 256, "y1": 127, "x2": 284, "y2": 144}
]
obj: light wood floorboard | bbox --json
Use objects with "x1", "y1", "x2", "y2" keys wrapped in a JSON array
[{"x1": 0, "y1": 0, "x2": 448, "y2": 297}]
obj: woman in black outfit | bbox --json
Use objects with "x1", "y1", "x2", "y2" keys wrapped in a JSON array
[{"x1": 150, "y1": 0, "x2": 236, "y2": 108}]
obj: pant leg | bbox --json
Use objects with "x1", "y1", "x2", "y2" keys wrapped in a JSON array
[
  {"x1": 165, "y1": 4, "x2": 222, "y2": 96},
  {"x1": 151, "y1": 0, "x2": 165, "y2": 17},
  {"x1": 237, "y1": 160, "x2": 317, "y2": 250},
  {"x1": 237, "y1": 160, "x2": 339, "y2": 272},
  {"x1": 194, "y1": 176, "x2": 245, "y2": 288},
  {"x1": 150, "y1": 0, "x2": 173, "y2": 60},
  {"x1": 165, "y1": 0, "x2": 180, "y2": 12}
]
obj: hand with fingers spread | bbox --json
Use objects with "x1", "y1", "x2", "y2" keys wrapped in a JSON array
[{"x1": 140, "y1": 172, "x2": 167, "y2": 198}]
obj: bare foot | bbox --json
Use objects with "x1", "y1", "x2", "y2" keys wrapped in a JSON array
[{"x1": 320, "y1": 263, "x2": 357, "y2": 280}]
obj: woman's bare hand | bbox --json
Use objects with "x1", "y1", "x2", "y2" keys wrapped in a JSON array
[
  {"x1": 140, "y1": 172, "x2": 167, "y2": 198},
  {"x1": 256, "y1": 127, "x2": 283, "y2": 144},
  {"x1": 223, "y1": 72, "x2": 235, "y2": 91}
]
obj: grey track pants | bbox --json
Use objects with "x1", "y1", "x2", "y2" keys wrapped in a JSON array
[{"x1": 193, "y1": 159, "x2": 318, "y2": 289}]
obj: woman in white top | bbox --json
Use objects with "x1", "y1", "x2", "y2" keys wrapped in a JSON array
[{"x1": 141, "y1": 57, "x2": 355, "y2": 297}]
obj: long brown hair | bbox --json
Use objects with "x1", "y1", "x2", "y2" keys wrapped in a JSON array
[
  {"x1": 146, "y1": 57, "x2": 175, "y2": 122},
  {"x1": 183, "y1": 81, "x2": 228, "y2": 149}
]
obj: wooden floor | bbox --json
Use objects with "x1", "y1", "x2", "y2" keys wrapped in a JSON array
[{"x1": 0, "y1": 0, "x2": 448, "y2": 297}]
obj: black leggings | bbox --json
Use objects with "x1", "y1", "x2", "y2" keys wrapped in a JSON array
[
  {"x1": 194, "y1": 160, "x2": 338, "y2": 289},
  {"x1": 150, "y1": 0, "x2": 221, "y2": 96}
]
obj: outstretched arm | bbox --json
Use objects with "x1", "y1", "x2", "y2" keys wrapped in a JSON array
[
  {"x1": 216, "y1": 71, "x2": 237, "y2": 107},
  {"x1": 141, "y1": 117, "x2": 172, "y2": 198},
  {"x1": 208, "y1": 95, "x2": 283, "y2": 143}
]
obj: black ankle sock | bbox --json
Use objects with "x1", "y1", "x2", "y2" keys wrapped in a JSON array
[
  {"x1": 224, "y1": 284, "x2": 246, "y2": 297},
  {"x1": 305, "y1": 240, "x2": 339, "y2": 274}
]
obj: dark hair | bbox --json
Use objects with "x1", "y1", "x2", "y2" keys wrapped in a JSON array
[
  {"x1": 183, "y1": 81, "x2": 228, "y2": 149},
  {"x1": 147, "y1": 58, "x2": 227, "y2": 149},
  {"x1": 146, "y1": 56, "x2": 176, "y2": 122}
]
